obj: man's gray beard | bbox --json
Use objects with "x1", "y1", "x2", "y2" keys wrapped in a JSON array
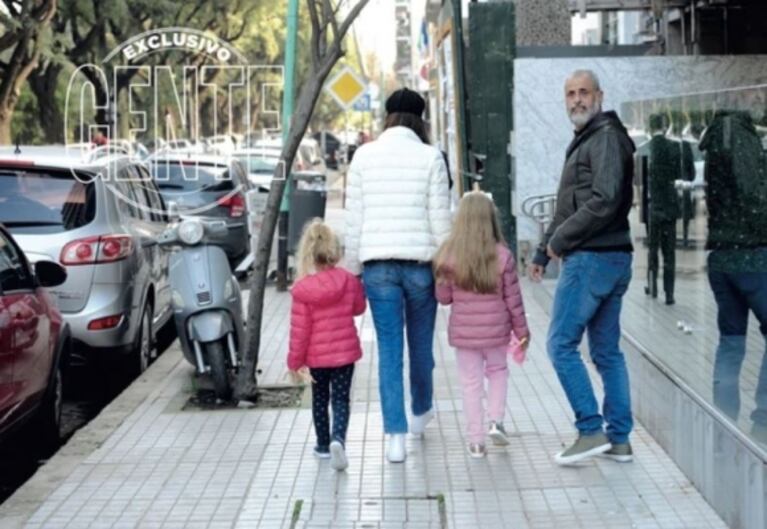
[{"x1": 569, "y1": 105, "x2": 601, "y2": 129}]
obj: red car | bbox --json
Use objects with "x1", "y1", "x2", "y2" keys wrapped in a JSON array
[{"x1": 0, "y1": 224, "x2": 69, "y2": 449}]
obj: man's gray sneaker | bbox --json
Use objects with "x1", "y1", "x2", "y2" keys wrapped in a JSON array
[
  {"x1": 599, "y1": 442, "x2": 633, "y2": 463},
  {"x1": 554, "y1": 433, "x2": 611, "y2": 465}
]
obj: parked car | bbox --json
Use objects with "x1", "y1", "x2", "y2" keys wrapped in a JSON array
[
  {"x1": 0, "y1": 146, "x2": 173, "y2": 376},
  {"x1": 0, "y1": 223, "x2": 70, "y2": 448},
  {"x1": 148, "y1": 153, "x2": 253, "y2": 266},
  {"x1": 311, "y1": 131, "x2": 342, "y2": 169},
  {"x1": 205, "y1": 135, "x2": 237, "y2": 156},
  {"x1": 233, "y1": 147, "x2": 307, "y2": 192}
]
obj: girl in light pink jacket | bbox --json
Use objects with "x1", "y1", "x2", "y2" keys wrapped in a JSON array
[{"x1": 434, "y1": 192, "x2": 530, "y2": 458}]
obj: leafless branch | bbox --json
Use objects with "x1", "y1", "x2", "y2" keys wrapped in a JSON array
[
  {"x1": 307, "y1": 0, "x2": 321, "y2": 69},
  {"x1": 322, "y1": 0, "x2": 340, "y2": 43}
]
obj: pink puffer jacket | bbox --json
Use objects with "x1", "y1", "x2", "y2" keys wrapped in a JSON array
[
  {"x1": 435, "y1": 244, "x2": 529, "y2": 350},
  {"x1": 287, "y1": 267, "x2": 366, "y2": 370}
]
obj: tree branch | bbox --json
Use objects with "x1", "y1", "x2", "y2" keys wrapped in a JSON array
[
  {"x1": 307, "y1": 0, "x2": 321, "y2": 70},
  {"x1": 322, "y1": 0, "x2": 339, "y2": 43}
]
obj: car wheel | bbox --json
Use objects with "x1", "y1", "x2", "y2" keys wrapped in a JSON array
[
  {"x1": 137, "y1": 304, "x2": 153, "y2": 374},
  {"x1": 127, "y1": 303, "x2": 154, "y2": 379},
  {"x1": 32, "y1": 360, "x2": 63, "y2": 454}
]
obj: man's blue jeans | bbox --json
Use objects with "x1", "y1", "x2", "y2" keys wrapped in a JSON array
[
  {"x1": 547, "y1": 251, "x2": 633, "y2": 444},
  {"x1": 709, "y1": 264, "x2": 767, "y2": 424},
  {"x1": 363, "y1": 260, "x2": 437, "y2": 434}
]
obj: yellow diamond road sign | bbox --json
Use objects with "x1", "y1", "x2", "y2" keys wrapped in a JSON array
[{"x1": 326, "y1": 67, "x2": 366, "y2": 110}]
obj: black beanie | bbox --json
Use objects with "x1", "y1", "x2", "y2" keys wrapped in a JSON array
[{"x1": 385, "y1": 88, "x2": 425, "y2": 117}]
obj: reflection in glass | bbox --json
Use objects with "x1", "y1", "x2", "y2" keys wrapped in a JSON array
[{"x1": 622, "y1": 86, "x2": 767, "y2": 448}]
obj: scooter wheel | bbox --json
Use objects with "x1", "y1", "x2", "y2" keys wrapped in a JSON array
[{"x1": 206, "y1": 339, "x2": 232, "y2": 401}]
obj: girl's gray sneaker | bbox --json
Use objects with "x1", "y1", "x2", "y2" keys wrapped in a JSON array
[
  {"x1": 488, "y1": 421, "x2": 510, "y2": 446},
  {"x1": 600, "y1": 442, "x2": 633, "y2": 463},
  {"x1": 468, "y1": 443, "x2": 487, "y2": 458}
]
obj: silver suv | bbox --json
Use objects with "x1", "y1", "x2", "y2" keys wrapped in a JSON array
[{"x1": 0, "y1": 147, "x2": 173, "y2": 375}]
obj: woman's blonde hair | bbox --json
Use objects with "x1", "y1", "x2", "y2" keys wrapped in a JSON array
[
  {"x1": 296, "y1": 218, "x2": 341, "y2": 278},
  {"x1": 434, "y1": 191, "x2": 506, "y2": 294}
]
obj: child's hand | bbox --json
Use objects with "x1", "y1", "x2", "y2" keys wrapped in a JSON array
[
  {"x1": 508, "y1": 334, "x2": 529, "y2": 365},
  {"x1": 287, "y1": 367, "x2": 315, "y2": 385}
]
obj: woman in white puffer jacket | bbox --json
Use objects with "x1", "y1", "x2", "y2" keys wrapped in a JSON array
[{"x1": 344, "y1": 88, "x2": 452, "y2": 463}]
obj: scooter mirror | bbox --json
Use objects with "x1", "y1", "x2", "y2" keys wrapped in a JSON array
[{"x1": 166, "y1": 201, "x2": 181, "y2": 223}]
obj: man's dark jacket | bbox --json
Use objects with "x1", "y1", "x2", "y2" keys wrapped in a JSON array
[
  {"x1": 533, "y1": 111, "x2": 636, "y2": 267},
  {"x1": 700, "y1": 110, "x2": 767, "y2": 250},
  {"x1": 648, "y1": 134, "x2": 682, "y2": 222}
]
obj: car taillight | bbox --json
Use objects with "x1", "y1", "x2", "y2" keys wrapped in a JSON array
[
  {"x1": 217, "y1": 193, "x2": 245, "y2": 217},
  {"x1": 60, "y1": 235, "x2": 133, "y2": 265},
  {"x1": 87, "y1": 314, "x2": 123, "y2": 330}
]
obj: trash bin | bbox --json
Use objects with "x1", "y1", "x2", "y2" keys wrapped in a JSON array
[{"x1": 288, "y1": 171, "x2": 327, "y2": 254}]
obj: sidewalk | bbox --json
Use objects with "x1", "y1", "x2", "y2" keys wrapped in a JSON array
[{"x1": 0, "y1": 279, "x2": 727, "y2": 529}]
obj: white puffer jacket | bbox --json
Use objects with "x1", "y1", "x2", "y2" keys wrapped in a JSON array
[{"x1": 344, "y1": 126, "x2": 452, "y2": 274}]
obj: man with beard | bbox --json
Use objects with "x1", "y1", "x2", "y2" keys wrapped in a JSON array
[{"x1": 528, "y1": 70, "x2": 636, "y2": 465}]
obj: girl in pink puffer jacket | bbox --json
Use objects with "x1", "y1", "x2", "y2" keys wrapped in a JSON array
[
  {"x1": 288, "y1": 220, "x2": 366, "y2": 471},
  {"x1": 434, "y1": 192, "x2": 530, "y2": 458}
]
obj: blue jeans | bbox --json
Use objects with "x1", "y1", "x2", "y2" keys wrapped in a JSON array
[
  {"x1": 363, "y1": 260, "x2": 437, "y2": 434},
  {"x1": 547, "y1": 251, "x2": 633, "y2": 444},
  {"x1": 709, "y1": 265, "x2": 767, "y2": 424}
]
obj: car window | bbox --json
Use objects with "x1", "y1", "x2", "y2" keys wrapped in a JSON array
[
  {"x1": 150, "y1": 162, "x2": 233, "y2": 192},
  {"x1": 0, "y1": 169, "x2": 96, "y2": 234},
  {"x1": 0, "y1": 231, "x2": 34, "y2": 293},
  {"x1": 236, "y1": 154, "x2": 279, "y2": 174},
  {"x1": 136, "y1": 166, "x2": 167, "y2": 222},
  {"x1": 114, "y1": 168, "x2": 142, "y2": 219}
]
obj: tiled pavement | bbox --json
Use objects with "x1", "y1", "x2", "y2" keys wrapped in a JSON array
[{"x1": 11, "y1": 282, "x2": 727, "y2": 529}]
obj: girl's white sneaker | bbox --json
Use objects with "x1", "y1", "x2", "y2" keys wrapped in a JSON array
[{"x1": 330, "y1": 440, "x2": 348, "y2": 471}]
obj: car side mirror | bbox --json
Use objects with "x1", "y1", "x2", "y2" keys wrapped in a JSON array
[
  {"x1": 166, "y1": 201, "x2": 181, "y2": 223},
  {"x1": 35, "y1": 260, "x2": 67, "y2": 288}
]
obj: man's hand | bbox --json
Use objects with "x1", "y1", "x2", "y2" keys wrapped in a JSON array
[
  {"x1": 546, "y1": 244, "x2": 560, "y2": 260},
  {"x1": 527, "y1": 263, "x2": 544, "y2": 283}
]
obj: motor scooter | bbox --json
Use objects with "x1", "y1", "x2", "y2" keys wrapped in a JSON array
[{"x1": 157, "y1": 210, "x2": 245, "y2": 400}]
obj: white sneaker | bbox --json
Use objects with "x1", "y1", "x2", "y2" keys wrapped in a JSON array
[
  {"x1": 387, "y1": 434, "x2": 406, "y2": 463},
  {"x1": 330, "y1": 440, "x2": 348, "y2": 471},
  {"x1": 410, "y1": 409, "x2": 434, "y2": 437}
]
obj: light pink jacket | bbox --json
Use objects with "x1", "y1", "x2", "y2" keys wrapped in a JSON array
[{"x1": 435, "y1": 244, "x2": 529, "y2": 350}]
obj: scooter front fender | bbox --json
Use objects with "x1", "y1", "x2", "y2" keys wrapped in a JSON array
[{"x1": 188, "y1": 310, "x2": 234, "y2": 344}]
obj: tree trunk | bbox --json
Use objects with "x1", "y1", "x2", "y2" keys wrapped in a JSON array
[
  {"x1": 0, "y1": 105, "x2": 12, "y2": 145},
  {"x1": 234, "y1": 0, "x2": 371, "y2": 400},
  {"x1": 235, "y1": 70, "x2": 333, "y2": 400},
  {"x1": 30, "y1": 62, "x2": 65, "y2": 144}
]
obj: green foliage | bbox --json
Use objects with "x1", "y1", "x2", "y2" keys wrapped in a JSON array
[{"x1": 11, "y1": 0, "x2": 368, "y2": 142}]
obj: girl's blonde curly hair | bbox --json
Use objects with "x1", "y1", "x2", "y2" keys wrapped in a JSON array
[{"x1": 296, "y1": 218, "x2": 341, "y2": 278}]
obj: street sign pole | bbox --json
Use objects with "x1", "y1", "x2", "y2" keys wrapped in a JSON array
[{"x1": 277, "y1": 0, "x2": 299, "y2": 292}]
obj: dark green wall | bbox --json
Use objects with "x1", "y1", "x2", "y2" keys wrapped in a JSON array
[{"x1": 468, "y1": 2, "x2": 516, "y2": 253}]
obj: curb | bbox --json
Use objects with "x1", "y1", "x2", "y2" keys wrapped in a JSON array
[{"x1": 0, "y1": 346, "x2": 185, "y2": 529}]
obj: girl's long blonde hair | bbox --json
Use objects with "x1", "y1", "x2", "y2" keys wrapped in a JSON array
[
  {"x1": 434, "y1": 191, "x2": 506, "y2": 294},
  {"x1": 296, "y1": 218, "x2": 341, "y2": 278}
]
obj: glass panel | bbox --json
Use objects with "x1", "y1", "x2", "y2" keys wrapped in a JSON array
[{"x1": 620, "y1": 85, "x2": 767, "y2": 446}]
